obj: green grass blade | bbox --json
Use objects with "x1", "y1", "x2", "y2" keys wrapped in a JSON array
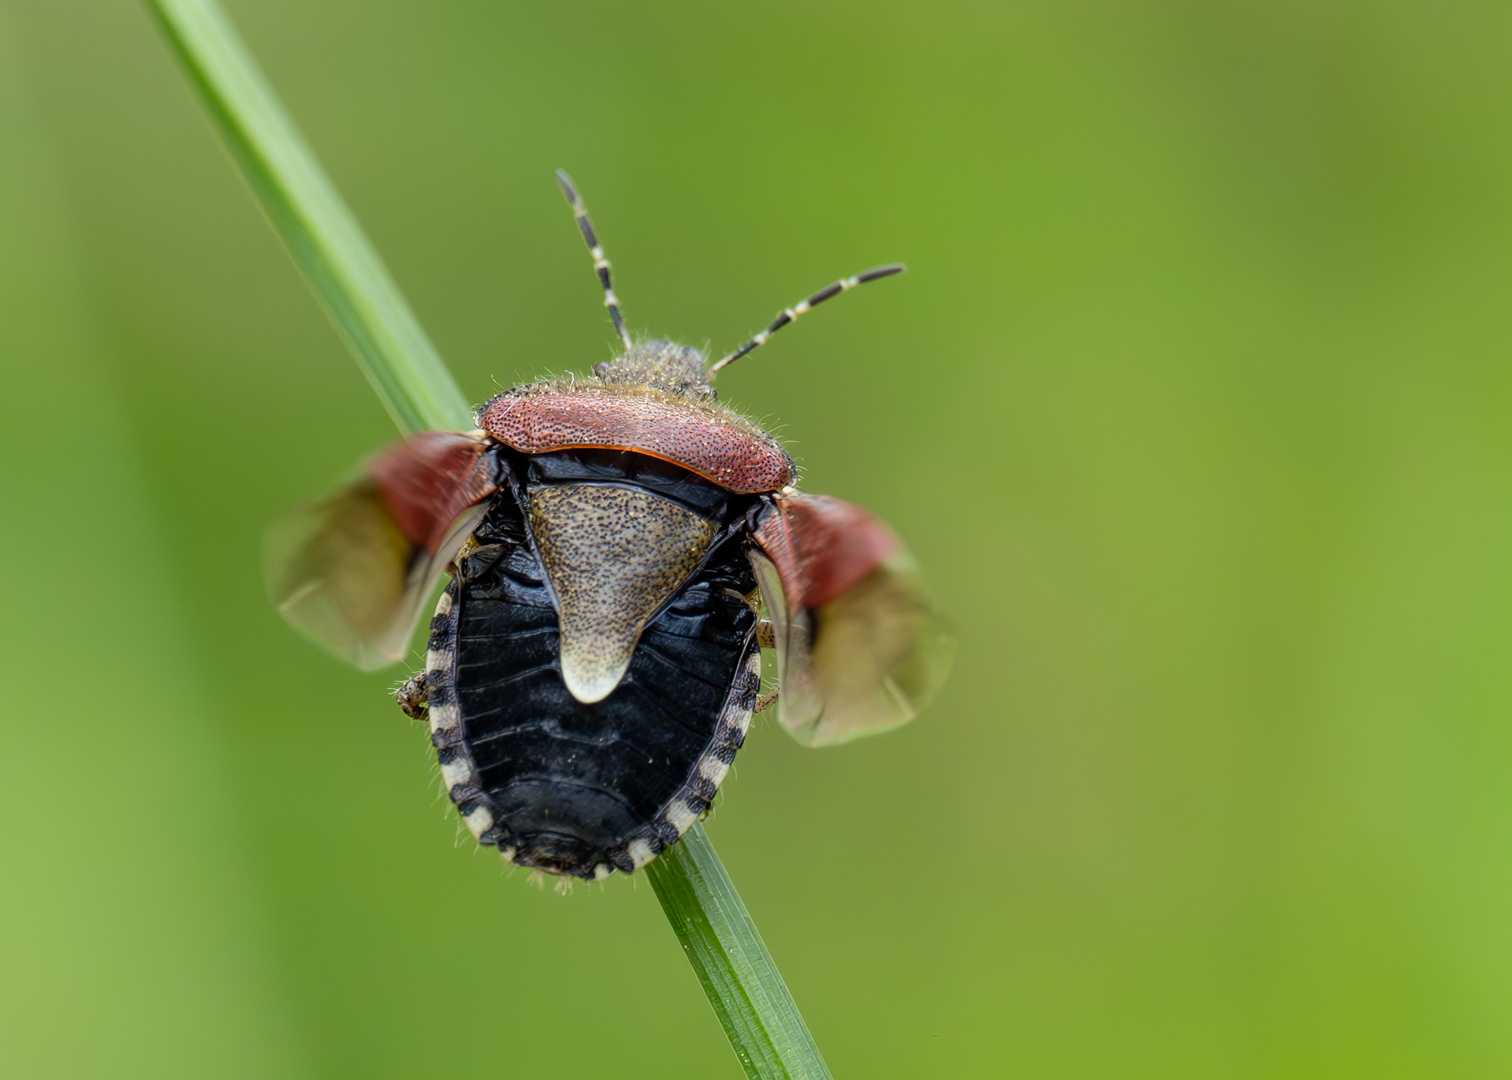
[
  {"x1": 147, "y1": 4, "x2": 833, "y2": 1075},
  {"x1": 146, "y1": 0, "x2": 471, "y2": 435},
  {"x1": 648, "y1": 824, "x2": 833, "y2": 1080}
]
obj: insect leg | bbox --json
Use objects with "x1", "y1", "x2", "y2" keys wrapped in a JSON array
[
  {"x1": 554, "y1": 169, "x2": 633, "y2": 352},
  {"x1": 396, "y1": 671, "x2": 429, "y2": 719},
  {"x1": 756, "y1": 618, "x2": 775, "y2": 650},
  {"x1": 754, "y1": 688, "x2": 780, "y2": 714}
]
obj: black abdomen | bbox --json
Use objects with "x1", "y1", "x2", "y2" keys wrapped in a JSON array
[{"x1": 424, "y1": 449, "x2": 760, "y2": 880}]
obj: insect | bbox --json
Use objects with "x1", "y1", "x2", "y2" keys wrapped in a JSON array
[{"x1": 265, "y1": 172, "x2": 949, "y2": 880}]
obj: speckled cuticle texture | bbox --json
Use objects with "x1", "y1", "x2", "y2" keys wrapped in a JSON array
[
  {"x1": 529, "y1": 483, "x2": 717, "y2": 702},
  {"x1": 481, "y1": 390, "x2": 793, "y2": 493}
]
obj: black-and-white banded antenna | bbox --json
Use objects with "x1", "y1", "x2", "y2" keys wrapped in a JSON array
[
  {"x1": 555, "y1": 169, "x2": 633, "y2": 352},
  {"x1": 708, "y1": 264, "x2": 906, "y2": 376}
]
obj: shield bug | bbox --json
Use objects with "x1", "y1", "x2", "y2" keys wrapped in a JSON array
[{"x1": 266, "y1": 172, "x2": 950, "y2": 880}]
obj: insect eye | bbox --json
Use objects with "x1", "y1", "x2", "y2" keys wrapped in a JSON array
[{"x1": 593, "y1": 362, "x2": 611, "y2": 378}]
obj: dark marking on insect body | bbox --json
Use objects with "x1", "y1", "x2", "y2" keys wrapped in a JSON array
[{"x1": 422, "y1": 447, "x2": 759, "y2": 880}]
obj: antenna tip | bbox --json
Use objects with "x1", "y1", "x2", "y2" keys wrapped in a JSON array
[
  {"x1": 858, "y1": 263, "x2": 907, "y2": 283},
  {"x1": 554, "y1": 169, "x2": 578, "y2": 205}
]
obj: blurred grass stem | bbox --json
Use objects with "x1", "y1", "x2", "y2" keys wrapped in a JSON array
[
  {"x1": 147, "y1": 0, "x2": 469, "y2": 435},
  {"x1": 648, "y1": 828, "x2": 831, "y2": 1079},
  {"x1": 145, "y1": 1, "x2": 832, "y2": 1076}
]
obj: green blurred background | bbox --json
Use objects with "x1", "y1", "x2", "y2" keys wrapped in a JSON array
[{"x1": 4, "y1": 1, "x2": 1511, "y2": 1076}]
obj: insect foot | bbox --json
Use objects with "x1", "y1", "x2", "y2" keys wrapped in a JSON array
[{"x1": 396, "y1": 671, "x2": 429, "y2": 719}]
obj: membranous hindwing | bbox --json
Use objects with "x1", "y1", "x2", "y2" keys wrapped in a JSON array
[
  {"x1": 263, "y1": 431, "x2": 498, "y2": 671},
  {"x1": 750, "y1": 492, "x2": 952, "y2": 747},
  {"x1": 422, "y1": 447, "x2": 764, "y2": 880}
]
